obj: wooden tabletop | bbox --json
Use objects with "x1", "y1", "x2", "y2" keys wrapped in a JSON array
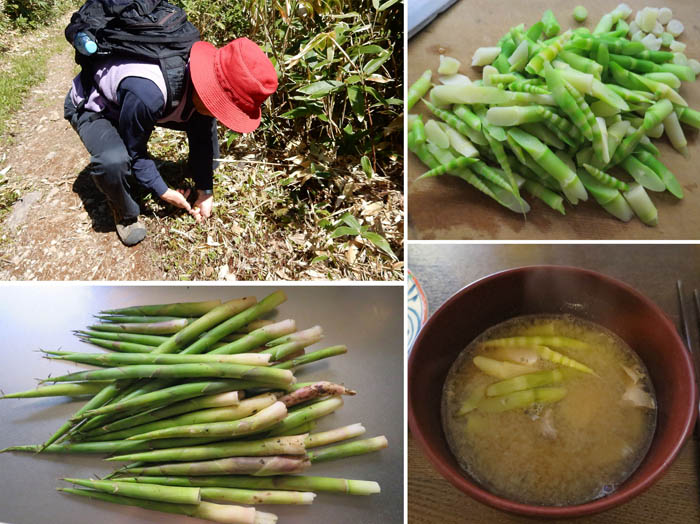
[
  {"x1": 408, "y1": 244, "x2": 700, "y2": 523},
  {"x1": 407, "y1": 0, "x2": 700, "y2": 240}
]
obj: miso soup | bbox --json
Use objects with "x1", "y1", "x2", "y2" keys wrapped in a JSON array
[{"x1": 441, "y1": 314, "x2": 656, "y2": 506}]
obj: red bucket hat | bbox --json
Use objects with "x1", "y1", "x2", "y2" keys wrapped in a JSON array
[{"x1": 190, "y1": 37, "x2": 278, "y2": 133}]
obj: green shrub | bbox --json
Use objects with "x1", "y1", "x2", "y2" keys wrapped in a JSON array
[
  {"x1": 176, "y1": 0, "x2": 403, "y2": 177},
  {"x1": 3, "y1": 0, "x2": 76, "y2": 30}
]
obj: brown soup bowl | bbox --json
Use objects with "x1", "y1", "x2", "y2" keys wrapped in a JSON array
[{"x1": 407, "y1": 265, "x2": 697, "y2": 518}]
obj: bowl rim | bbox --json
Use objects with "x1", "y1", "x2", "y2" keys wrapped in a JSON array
[{"x1": 407, "y1": 264, "x2": 698, "y2": 518}]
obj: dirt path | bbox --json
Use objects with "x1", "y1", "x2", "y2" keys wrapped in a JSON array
[{"x1": 0, "y1": 17, "x2": 163, "y2": 280}]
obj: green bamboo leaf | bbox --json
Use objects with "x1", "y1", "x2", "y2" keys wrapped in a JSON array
[
  {"x1": 340, "y1": 212, "x2": 362, "y2": 230},
  {"x1": 377, "y1": 0, "x2": 402, "y2": 11},
  {"x1": 224, "y1": 131, "x2": 239, "y2": 148},
  {"x1": 363, "y1": 50, "x2": 391, "y2": 75},
  {"x1": 347, "y1": 85, "x2": 365, "y2": 121},
  {"x1": 372, "y1": 0, "x2": 380, "y2": 9},
  {"x1": 298, "y1": 80, "x2": 345, "y2": 97},
  {"x1": 363, "y1": 85, "x2": 388, "y2": 105},
  {"x1": 361, "y1": 155, "x2": 373, "y2": 177},
  {"x1": 362, "y1": 231, "x2": 397, "y2": 260},
  {"x1": 355, "y1": 44, "x2": 385, "y2": 55},
  {"x1": 331, "y1": 226, "x2": 360, "y2": 238},
  {"x1": 279, "y1": 106, "x2": 322, "y2": 119}
]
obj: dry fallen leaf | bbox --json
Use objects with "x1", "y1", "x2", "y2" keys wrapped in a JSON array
[
  {"x1": 345, "y1": 244, "x2": 358, "y2": 265},
  {"x1": 361, "y1": 202, "x2": 383, "y2": 216},
  {"x1": 217, "y1": 264, "x2": 230, "y2": 280},
  {"x1": 289, "y1": 233, "x2": 306, "y2": 245}
]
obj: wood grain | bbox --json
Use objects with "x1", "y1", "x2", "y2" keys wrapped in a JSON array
[
  {"x1": 408, "y1": 244, "x2": 700, "y2": 522},
  {"x1": 407, "y1": 0, "x2": 700, "y2": 239}
]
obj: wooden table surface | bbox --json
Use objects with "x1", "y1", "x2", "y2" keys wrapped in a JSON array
[
  {"x1": 407, "y1": 0, "x2": 700, "y2": 240},
  {"x1": 407, "y1": 244, "x2": 700, "y2": 523}
]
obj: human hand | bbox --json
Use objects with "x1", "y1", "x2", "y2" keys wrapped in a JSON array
[
  {"x1": 160, "y1": 188, "x2": 194, "y2": 214},
  {"x1": 192, "y1": 190, "x2": 214, "y2": 222}
]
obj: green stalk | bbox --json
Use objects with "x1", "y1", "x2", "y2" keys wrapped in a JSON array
[
  {"x1": 126, "y1": 401, "x2": 288, "y2": 440},
  {"x1": 265, "y1": 396, "x2": 344, "y2": 437},
  {"x1": 96, "y1": 315, "x2": 193, "y2": 323},
  {"x1": 506, "y1": 127, "x2": 587, "y2": 204},
  {"x1": 260, "y1": 326, "x2": 323, "y2": 361},
  {"x1": 58, "y1": 487, "x2": 269, "y2": 524},
  {"x1": 582, "y1": 164, "x2": 629, "y2": 191},
  {"x1": 76, "y1": 330, "x2": 168, "y2": 346},
  {"x1": 544, "y1": 61, "x2": 593, "y2": 140},
  {"x1": 623, "y1": 183, "x2": 658, "y2": 226},
  {"x1": 121, "y1": 455, "x2": 311, "y2": 476},
  {"x1": 109, "y1": 434, "x2": 308, "y2": 463},
  {"x1": 274, "y1": 420, "x2": 317, "y2": 436},
  {"x1": 481, "y1": 335, "x2": 590, "y2": 350},
  {"x1": 412, "y1": 116, "x2": 426, "y2": 146},
  {"x1": 101, "y1": 300, "x2": 222, "y2": 317},
  {"x1": 415, "y1": 156, "x2": 480, "y2": 181},
  {"x1": 305, "y1": 423, "x2": 367, "y2": 449},
  {"x1": 116, "y1": 475, "x2": 381, "y2": 495},
  {"x1": 88, "y1": 318, "x2": 192, "y2": 335},
  {"x1": 72, "y1": 378, "x2": 172, "y2": 435},
  {"x1": 1, "y1": 437, "x2": 222, "y2": 455},
  {"x1": 272, "y1": 345, "x2": 348, "y2": 370},
  {"x1": 487, "y1": 368, "x2": 569, "y2": 396},
  {"x1": 200, "y1": 487, "x2": 314, "y2": 505},
  {"x1": 63, "y1": 478, "x2": 200, "y2": 505},
  {"x1": 541, "y1": 9, "x2": 560, "y2": 37},
  {"x1": 92, "y1": 394, "x2": 277, "y2": 442},
  {"x1": 208, "y1": 319, "x2": 296, "y2": 355},
  {"x1": 152, "y1": 296, "x2": 258, "y2": 355},
  {"x1": 578, "y1": 169, "x2": 634, "y2": 222},
  {"x1": 232, "y1": 320, "x2": 274, "y2": 334},
  {"x1": 620, "y1": 155, "x2": 665, "y2": 192},
  {"x1": 180, "y1": 291, "x2": 287, "y2": 355},
  {"x1": 48, "y1": 351, "x2": 271, "y2": 367},
  {"x1": 408, "y1": 70, "x2": 432, "y2": 110},
  {"x1": 39, "y1": 381, "x2": 127, "y2": 451},
  {"x1": 479, "y1": 387, "x2": 567, "y2": 412},
  {"x1": 44, "y1": 363, "x2": 294, "y2": 387},
  {"x1": 306, "y1": 436, "x2": 388, "y2": 463},
  {"x1": 522, "y1": 179, "x2": 566, "y2": 215},
  {"x1": 612, "y1": 99, "x2": 674, "y2": 164},
  {"x1": 676, "y1": 106, "x2": 700, "y2": 129},
  {"x1": 1, "y1": 382, "x2": 113, "y2": 399},
  {"x1": 81, "y1": 391, "x2": 242, "y2": 437},
  {"x1": 77, "y1": 338, "x2": 154, "y2": 353},
  {"x1": 74, "y1": 380, "x2": 247, "y2": 421},
  {"x1": 635, "y1": 151, "x2": 683, "y2": 199}
]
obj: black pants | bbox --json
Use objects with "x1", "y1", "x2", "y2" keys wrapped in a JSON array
[{"x1": 64, "y1": 93, "x2": 141, "y2": 221}]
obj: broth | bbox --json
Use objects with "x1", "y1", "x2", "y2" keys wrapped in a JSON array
[{"x1": 441, "y1": 314, "x2": 656, "y2": 506}]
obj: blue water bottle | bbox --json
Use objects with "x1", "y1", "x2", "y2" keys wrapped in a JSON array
[{"x1": 74, "y1": 32, "x2": 97, "y2": 55}]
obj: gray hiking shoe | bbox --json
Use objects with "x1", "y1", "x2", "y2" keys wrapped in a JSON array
[{"x1": 111, "y1": 208, "x2": 146, "y2": 246}]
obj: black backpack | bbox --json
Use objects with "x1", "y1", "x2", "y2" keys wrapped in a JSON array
[{"x1": 65, "y1": 0, "x2": 200, "y2": 113}]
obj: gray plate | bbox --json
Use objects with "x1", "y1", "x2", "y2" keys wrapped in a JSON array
[{"x1": 0, "y1": 285, "x2": 404, "y2": 524}]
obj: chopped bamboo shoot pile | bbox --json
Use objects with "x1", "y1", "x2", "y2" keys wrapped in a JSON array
[
  {"x1": 1, "y1": 293, "x2": 387, "y2": 523},
  {"x1": 408, "y1": 4, "x2": 700, "y2": 226}
]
